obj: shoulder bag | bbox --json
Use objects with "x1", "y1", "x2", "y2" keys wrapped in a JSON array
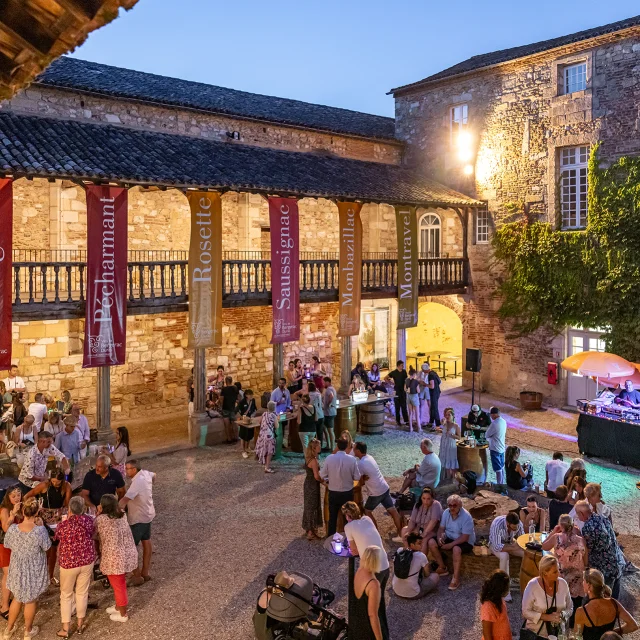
[{"x1": 520, "y1": 578, "x2": 557, "y2": 640}]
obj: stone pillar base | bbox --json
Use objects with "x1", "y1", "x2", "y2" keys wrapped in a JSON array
[{"x1": 188, "y1": 413, "x2": 227, "y2": 448}]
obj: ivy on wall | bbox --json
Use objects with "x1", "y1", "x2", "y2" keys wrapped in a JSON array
[{"x1": 493, "y1": 145, "x2": 640, "y2": 361}]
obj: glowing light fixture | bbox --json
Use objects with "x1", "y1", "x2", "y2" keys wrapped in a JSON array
[{"x1": 463, "y1": 164, "x2": 474, "y2": 176}]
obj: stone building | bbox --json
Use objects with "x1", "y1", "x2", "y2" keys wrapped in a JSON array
[
  {"x1": 391, "y1": 14, "x2": 640, "y2": 407},
  {"x1": 1, "y1": 58, "x2": 475, "y2": 423},
  {"x1": 4, "y1": 14, "x2": 639, "y2": 425}
]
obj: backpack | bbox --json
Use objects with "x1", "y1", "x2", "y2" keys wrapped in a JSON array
[
  {"x1": 461, "y1": 470, "x2": 477, "y2": 494},
  {"x1": 393, "y1": 549, "x2": 422, "y2": 584},
  {"x1": 394, "y1": 492, "x2": 416, "y2": 512}
]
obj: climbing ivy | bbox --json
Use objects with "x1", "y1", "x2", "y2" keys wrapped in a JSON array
[{"x1": 493, "y1": 144, "x2": 640, "y2": 361}]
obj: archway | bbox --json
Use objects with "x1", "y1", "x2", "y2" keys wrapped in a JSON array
[{"x1": 406, "y1": 300, "x2": 463, "y2": 385}]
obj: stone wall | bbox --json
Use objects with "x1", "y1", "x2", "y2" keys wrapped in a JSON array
[
  {"x1": 395, "y1": 31, "x2": 640, "y2": 405},
  {"x1": 3, "y1": 86, "x2": 403, "y2": 165},
  {"x1": 7, "y1": 302, "x2": 343, "y2": 422}
]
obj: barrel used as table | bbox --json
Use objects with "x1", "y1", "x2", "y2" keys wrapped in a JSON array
[
  {"x1": 456, "y1": 442, "x2": 488, "y2": 483},
  {"x1": 323, "y1": 482, "x2": 363, "y2": 534},
  {"x1": 359, "y1": 401, "x2": 385, "y2": 434},
  {"x1": 335, "y1": 405, "x2": 357, "y2": 441},
  {"x1": 516, "y1": 533, "x2": 548, "y2": 593}
]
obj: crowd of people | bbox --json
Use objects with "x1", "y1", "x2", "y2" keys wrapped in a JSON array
[{"x1": 0, "y1": 365, "x2": 157, "y2": 636}]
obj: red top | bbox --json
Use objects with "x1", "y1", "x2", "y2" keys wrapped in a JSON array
[{"x1": 54, "y1": 515, "x2": 97, "y2": 569}]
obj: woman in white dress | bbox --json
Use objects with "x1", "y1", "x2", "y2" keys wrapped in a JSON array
[{"x1": 438, "y1": 407, "x2": 460, "y2": 480}]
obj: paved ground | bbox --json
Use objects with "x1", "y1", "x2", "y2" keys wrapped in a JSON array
[{"x1": 24, "y1": 389, "x2": 640, "y2": 639}]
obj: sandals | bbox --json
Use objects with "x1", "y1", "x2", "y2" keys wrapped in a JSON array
[
  {"x1": 264, "y1": 468, "x2": 275, "y2": 474},
  {"x1": 76, "y1": 624, "x2": 86, "y2": 635},
  {"x1": 56, "y1": 631, "x2": 69, "y2": 639},
  {"x1": 0, "y1": 610, "x2": 8, "y2": 621},
  {"x1": 448, "y1": 579, "x2": 460, "y2": 591}
]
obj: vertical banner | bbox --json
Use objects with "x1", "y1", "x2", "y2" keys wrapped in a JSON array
[
  {"x1": 0, "y1": 179, "x2": 12, "y2": 370},
  {"x1": 269, "y1": 197, "x2": 300, "y2": 343},
  {"x1": 337, "y1": 201, "x2": 363, "y2": 336},
  {"x1": 395, "y1": 205, "x2": 419, "y2": 329},
  {"x1": 187, "y1": 191, "x2": 223, "y2": 348},
  {"x1": 83, "y1": 185, "x2": 128, "y2": 368}
]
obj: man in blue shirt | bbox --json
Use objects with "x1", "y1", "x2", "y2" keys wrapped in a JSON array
[
  {"x1": 427, "y1": 494, "x2": 476, "y2": 591},
  {"x1": 54, "y1": 418, "x2": 83, "y2": 464},
  {"x1": 615, "y1": 380, "x2": 640, "y2": 408},
  {"x1": 270, "y1": 378, "x2": 291, "y2": 414}
]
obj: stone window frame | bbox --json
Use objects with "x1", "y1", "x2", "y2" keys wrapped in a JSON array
[
  {"x1": 550, "y1": 50, "x2": 594, "y2": 99},
  {"x1": 474, "y1": 207, "x2": 490, "y2": 244},
  {"x1": 558, "y1": 145, "x2": 589, "y2": 229},
  {"x1": 449, "y1": 103, "x2": 469, "y2": 145}
]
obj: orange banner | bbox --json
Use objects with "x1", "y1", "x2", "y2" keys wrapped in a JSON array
[
  {"x1": 337, "y1": 201, "x2": 363, "y2": 336},
  {"x1": 187, "y1": 191, "x2": 222, "y2": 348},
  {"x1": 395, "y1": 205, "x2": 419, "y2": 329}
]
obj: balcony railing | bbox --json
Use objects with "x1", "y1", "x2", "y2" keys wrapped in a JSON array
[{"x1": 11, "y1": 255, "x2": 469, "y2": 320}]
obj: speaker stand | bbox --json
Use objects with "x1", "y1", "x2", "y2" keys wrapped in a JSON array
[{"x1": 471, "y1": 371, "x2": 476, "y2": 409}]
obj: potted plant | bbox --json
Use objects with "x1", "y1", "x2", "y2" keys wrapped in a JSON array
[{"x1": 519, "y1": 390, "x2": 543, "y2": 410}]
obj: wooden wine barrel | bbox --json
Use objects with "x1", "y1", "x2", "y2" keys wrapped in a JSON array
[
  {"x1": 335, "y1": 405, "x2": 357, "y2": 441},
  {"x1": 360, "y1": 402, "x2": 385, "y2": 434},
  {"x1": 323, "y1": 483, "x2": 364, "y2": 533},
  {"x1": 456, "y1": 443, "x2": 488, "y2": 479},
  {"x1": 519, "y1": 547, "x2": 542, "y2": 593}
]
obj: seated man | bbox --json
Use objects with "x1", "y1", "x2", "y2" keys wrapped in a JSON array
[
  {"x1": 488, "y1": 512, "x2": 524, "y2": 602},
  {"x1": 18, "y1": 430, "x2": 70, "y2": 494},
  {"x1": 467, "y1": 404, "x2": 491, "y2": 430},
  {"x1": 548, "y1": 485, "x2": 573, "y2": 529},
  {"x1": 391, "y1": 533, "x2": 440, "y2": 599},
  {"x1": 81, "y1": 454, "x2": 125, "y2": 509},
  {"x1": 428, "y1": 494, "x2": 476, "y2": 591},
  {"x1": 399, "y1": 438, "x2": 441, "y2": 492},
  {"x1": 615, "y1": 379, "x2": 640, "y2": 408},
  {"x1": 270, "y1": 378, "x2": 291, "y2": 414},
  {"x1": 27, "y1": 393, "x2": 48, "y2": 431}
]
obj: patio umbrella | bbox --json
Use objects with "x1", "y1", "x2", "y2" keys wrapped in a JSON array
[
  {"x1": 597, "y1": 363, "x2": 640, "y2": 388},
  {"x1": 561, "y1": 351, "x2": 636, "y2": 378}
]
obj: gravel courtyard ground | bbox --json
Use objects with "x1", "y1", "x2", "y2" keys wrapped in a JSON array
[{"x1": 23, "y1": 389, "x2": 640, "y2": 639}]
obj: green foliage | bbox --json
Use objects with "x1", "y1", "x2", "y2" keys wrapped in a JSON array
[{"x1": 493, "y1": 145, "x2": 640, "y2": 361}]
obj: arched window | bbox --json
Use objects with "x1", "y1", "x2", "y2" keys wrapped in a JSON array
[{"x1": 418, "y1": 213, "x2": 441, "y2": 257}]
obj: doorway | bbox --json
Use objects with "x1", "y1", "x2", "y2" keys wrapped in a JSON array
[{"x1": 566, "y1": 327, "x2": 605, "y2": 406}]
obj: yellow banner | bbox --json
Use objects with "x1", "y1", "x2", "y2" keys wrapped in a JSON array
[
  {"x1": 337, "y1": 201, "x2": 363, "y2": 336},
  {"x1": 187, "y1": 191, "x2": 222, "y2": 348},
  {"x1": 395, "y1": 205, "x2": 418, "y2": 329}
]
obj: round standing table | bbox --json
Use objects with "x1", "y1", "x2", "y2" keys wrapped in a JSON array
[
  {"x1": 456, "y1": 442, "x2": 488, "y2": 483},
  {"x1": 516, "y1": 533, "x2": 552, "y2": 593}
]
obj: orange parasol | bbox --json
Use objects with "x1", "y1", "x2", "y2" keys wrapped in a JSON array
[
  {"x1": 597, "y1": 363, "x2": 640, "y2": 388},
  {"x1": 560, "y1": 351, "x2": 636, "y2": 378}
]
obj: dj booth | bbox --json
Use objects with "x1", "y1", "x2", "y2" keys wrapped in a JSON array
[{"x1": 577, "y1": 406, "x2": 640, "y2": 468}]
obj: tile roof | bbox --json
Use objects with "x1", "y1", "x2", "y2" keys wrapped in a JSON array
[
  {"x1": 391, "y1": 14, "x2": 640, "y2": 94},
  {"x1": 0, "y1": 112, "x2": 480, "y2": 207},
  {"x1": 36, "y1": 57, "x2": 398, "y2": 142}
]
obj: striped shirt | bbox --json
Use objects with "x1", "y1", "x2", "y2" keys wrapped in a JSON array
[{"x1": 489, "y1": 515, "x2": 524, "y2": 551}]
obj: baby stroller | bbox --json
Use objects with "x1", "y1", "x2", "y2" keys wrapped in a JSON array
[{"x1": 253, "y1": 571, "x2": 347, "y2": 640}]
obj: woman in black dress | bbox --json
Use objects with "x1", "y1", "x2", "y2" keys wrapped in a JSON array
[
  {"x1": 302, "y1": 439, "x2": 323, "y2": 540},
  {"x1": 352, "y1": 546, "x2": 388, "y2": 640}
]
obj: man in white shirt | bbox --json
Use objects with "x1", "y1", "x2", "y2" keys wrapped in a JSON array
[
  {"x1": 342, "y1": 502, "x2": 389, "y2": 631},
  {"x1": 392, "y1": 532, "x2": 439, "y2": 599},
  {"x1": 27, "y1": 393, "x2": 48, "y2": 431},
  {"x1": 120, "y1": 459, "x2": 156, "y2": 583},
  {"x1": 545, "y1": 452, "x2": 569, "y2": 498},
  {"x1": 354, "y1": 442, "x2": 403, "y2": 539},
  {"x1": 320, "y1": 437, "x2": 361, "y2": 536},
  {"x1": 70, "y1": 404, "x2": 91, "y2": 459},
  {"x1": 486, "y1": 407, "x2": 507, "y2": 485},
  {"x1": 488, "y1": 512, "x2": 524, "y2": 602},
  {"x1": 3, "y1": 365, "x2": 25, "y2": 393},
  {"x1": 400, "y1": 439, "x2": 441, "y2": 492}
]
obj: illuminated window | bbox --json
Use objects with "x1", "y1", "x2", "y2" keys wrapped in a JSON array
[
  {"x1": 418, "y1": 213, "x2": 441, "y2": 257},
  {"x1": 476, "y1": 209, "x2": 489, "y2": 244},
  {"x1": 560, "y1": 146, "x2": 589, "y2": 229},
  {"x1": 450, "y1": 104, "x2": 468, "y2": 137},
  {"x1": 564, "y1": 62, "x2": 587, "y2": 94}
]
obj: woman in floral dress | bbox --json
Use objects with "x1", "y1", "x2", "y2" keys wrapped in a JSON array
[
  {"x1": 95, "y1": 494, "x2": 138, "y2": 623},
  {"x1": 4, "y1": 497, "x2": 51, "y2": 639},
  {"x1": 255, "y1": 401, "x2": 278, "y2": 474},
  {"x1": 438, "y1": 407, "x2": 460, "y2": 480},
  {"x1": 542, "y1": 514, "x2": 587, "y2": 626}
]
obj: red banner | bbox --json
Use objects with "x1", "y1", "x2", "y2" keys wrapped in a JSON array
[
  {"x1": 0, "y1": 180, "x2": 12, "y2": 370},
  {"x1": 269, "y1": 197, "x2": 299, "y2": 343},
  {"x1": 83, "y1": 185, "x2": 128, "y2": 368}
]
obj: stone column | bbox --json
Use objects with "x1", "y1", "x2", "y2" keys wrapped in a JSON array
[
  {"x1": 340, "y1": 336, "x2": 352, "y2": 392},
  {"x1": 193, "y1": 347, "x2": 207, "y2": 414},
  {"x1": 396, "y1": 328, "x2": 407, "y2": 365},
  {"x1": 272, "y1": 343, "x2": 284, "y2": 389},
  {"x1": 96, "y1": 366, "x2": 114, "y2": 443}
]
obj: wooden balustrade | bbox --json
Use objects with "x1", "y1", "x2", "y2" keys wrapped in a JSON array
[{"x1": 11, "y1": 257, "x2": 469, "y2": 320}]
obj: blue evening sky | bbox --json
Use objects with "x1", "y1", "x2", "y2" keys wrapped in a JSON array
[{"x1": 71, "y1": 1, "x2": 639, "y2": 117}]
